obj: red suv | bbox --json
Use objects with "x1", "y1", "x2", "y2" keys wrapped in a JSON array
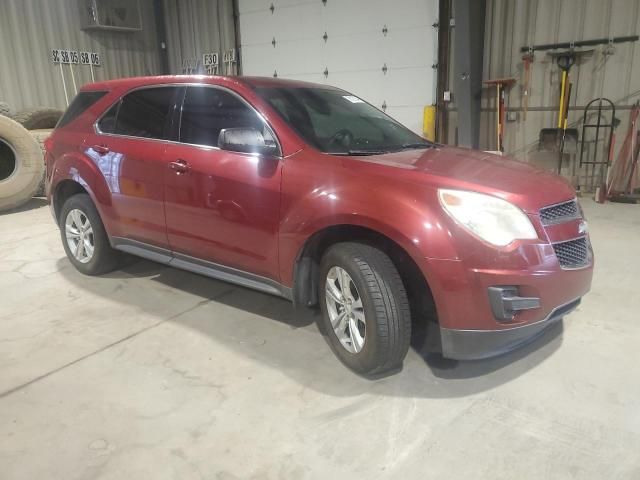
[{"x1": 45, "y1": 75, "x2": 593, "y2": 376}]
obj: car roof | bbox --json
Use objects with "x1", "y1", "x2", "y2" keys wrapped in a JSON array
[
  {"x1": 240, "y1": 76, "x2": 339, "y2": 90},
  {"x1": 81, "y1": 75, "x2": 339, "y2": 92}
]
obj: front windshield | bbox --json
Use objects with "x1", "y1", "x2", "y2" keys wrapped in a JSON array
[{"x1": 254, "y1": 86, "x2": 431, "y2": 155}]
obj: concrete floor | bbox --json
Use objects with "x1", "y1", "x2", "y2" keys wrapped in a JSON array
[{"x1": 0, "y1": 197, "x2": 639, "y2": 480}]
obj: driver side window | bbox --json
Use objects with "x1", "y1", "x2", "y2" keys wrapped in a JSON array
[{"x1": 179, "y1": 86, "x2": 274, "y2": 148}]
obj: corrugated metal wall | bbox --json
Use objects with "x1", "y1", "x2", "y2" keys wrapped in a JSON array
[
  {"x1": 0, "y1": 0, "x2": 162, "y2": 111},
  {"x1": 447, "y1": 0, "x2": 640, "y2": 164},
  {"x1": 163, "y1": 0, "x2": 236, "y2": 74}
]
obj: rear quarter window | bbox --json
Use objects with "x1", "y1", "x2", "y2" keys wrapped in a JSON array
[
  {"x1": 97, "y1": 102, "x2": 119, "y2": 134},
  {"x1": 56, "y1": 91, "x2": 108, "y2": 128}
]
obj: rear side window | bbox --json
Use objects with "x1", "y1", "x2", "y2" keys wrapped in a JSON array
[
  {"x1": 98, "y1": 102, "x2": 119, "y2": 134},
  {"x1": 179, "y1": 86, "x2": 269, "y2": 147},
  {"x1": 57, "y1": 91, "x2": 107, "y2": 128},
  {"x1": 109, "y1": 87, "x2": 178, "y2": 139}
]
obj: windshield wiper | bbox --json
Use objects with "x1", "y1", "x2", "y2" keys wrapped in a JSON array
[
  {"x1": 329, "y1": 149, "x2": 388, "y2": 156},
  {"x1": 397, "y1": 143, "x2": 435, "y2": 150},
  {"x1": 330, "y1": 144, "x2": 434, "y2": 155}
]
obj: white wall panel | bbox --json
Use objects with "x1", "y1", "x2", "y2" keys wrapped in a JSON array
[{"x1": 238, "y1": 0, "x2": 439, "y2": 133}]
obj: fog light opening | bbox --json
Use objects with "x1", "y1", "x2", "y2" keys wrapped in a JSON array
[{"x1": 488, "y1": 286, "x2": 541, "y2": 322}]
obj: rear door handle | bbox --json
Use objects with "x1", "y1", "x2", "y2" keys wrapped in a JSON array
[
  {"x1": 169, "y1": 159, "x2": 190, "y2": 173},
  {"x1": 92, "y1": 144, "x2": 110, "y2": 155}
]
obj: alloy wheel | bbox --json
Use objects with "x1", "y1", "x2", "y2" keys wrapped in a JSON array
[
  {"x1": 65, "y1": 209, "x2": 94, "y2": 264},
  {"x1": 325, "y1": 266, "x2": 366, "y2": 353}
]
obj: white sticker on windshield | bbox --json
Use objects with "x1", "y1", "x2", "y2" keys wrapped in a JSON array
[{"x1": 343, "y1": 95, "x2": 364, "y2": 103}]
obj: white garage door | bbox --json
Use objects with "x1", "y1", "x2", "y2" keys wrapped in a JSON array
[{"x1": 238, "y1": 0, "x2": 439, "y2": 134}]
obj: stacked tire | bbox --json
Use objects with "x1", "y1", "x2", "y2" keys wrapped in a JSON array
[
  {"x1": 0, "y1": 101, "x2": 13, "y2": 118},
  {"x1": 0, "y1": 115, "x2": 45, "y2": 212},
  {"x1": 12, "y1": 108, "x2": 63, "y2": 130},
  {"x1": 0, "y1": 105, "x2": 62, "y2": 212}
]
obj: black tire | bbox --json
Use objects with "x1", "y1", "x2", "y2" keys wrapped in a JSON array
[
  {"x1": 0, "y1": 115, "x2": 44, "y2": 211},
  {"x1": 59, "y1": 194, "x2": 121, "y2": 275},
  {"x1": 318, "y1": 242, "x2": 411, "y2": 377},
  {"x1": 13, "y1": 107, "x2": 63, "y2": 130}
]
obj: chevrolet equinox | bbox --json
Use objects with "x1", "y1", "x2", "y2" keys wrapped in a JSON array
[{"x1": 45, "y1": 76, "x2": 594, "y2": 376}]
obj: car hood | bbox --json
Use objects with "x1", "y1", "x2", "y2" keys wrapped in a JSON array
[{"x1": 349, "y1": 146, "x2": 576, "y2": 213}]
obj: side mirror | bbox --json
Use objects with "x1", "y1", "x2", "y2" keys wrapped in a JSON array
[{"x1": 218, "y1": 127, "x2": 279, "y2": 156}]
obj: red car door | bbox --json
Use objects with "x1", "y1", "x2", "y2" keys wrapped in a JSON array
[
  {"x1": 163, "y1": 85, "x2": 282, "y2": 280},
  {"x1": 88, "y1": 86, "x2": 180, "y2": 249}
]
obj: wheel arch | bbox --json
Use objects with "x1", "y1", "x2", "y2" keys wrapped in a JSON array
[
  {"x1": 52, "y1": 179, "x2": 90, "y2": 222},
  {"x1": 292, "y1": 223, "x2": 440, "y2": 337},
  {"x1": 49, "y1": 150, "x2": 115, "y2": 232}
]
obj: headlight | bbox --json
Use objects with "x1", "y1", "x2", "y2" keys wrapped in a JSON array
[{"x1": 438, "y1": 189, "x2": 538, "y2": 246}]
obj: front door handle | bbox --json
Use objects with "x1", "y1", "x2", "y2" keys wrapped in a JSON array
[
  {"x1": 169, "y1": 159, "x2": 190, "y2": 174},
  {"x1": 91, "y1": 144, "x2": 110, "y2": 155}
]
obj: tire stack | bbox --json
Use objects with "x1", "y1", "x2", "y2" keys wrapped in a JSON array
[
  {"x1": 0, "y1": 102, "x2": 62, "y2": 212},
  {"x1": 0, "y1": 102, "x2": 13, "y2": 118}
]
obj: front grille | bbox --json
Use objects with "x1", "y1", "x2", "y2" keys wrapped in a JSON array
[
  {"x1": 553, "y1": 237, "x2": 590, "y2": 269},
  {"x1": 540, "y1": 199, "x2": 580, "y2": 225}
]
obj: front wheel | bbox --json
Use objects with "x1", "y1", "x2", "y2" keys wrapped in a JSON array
[{"x1": 318, "y1": 242, "x2": 411, "y2": 377}]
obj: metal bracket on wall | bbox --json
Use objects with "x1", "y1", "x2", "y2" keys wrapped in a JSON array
[
  {"x1": 382, "y1": 25, "x2": 388, "y2": 36},
  {"x1": 519, "y1": 35, "x2": 639, "y2": 53},
  {"x1": 323, "y1": 32, "x2": 328, "y2": 42},
  {"x1": 323, "y1": 67, "x2": 329, "y2": 78},
  {"x1": 269, "y1": 3, "x2": 274, "y2": 14},
  {"x1": 272, "y1": 37, "x2": 276, "y2": 48},
  {"x1": 382, "y1": 63, "x2": 388, "y2": 75}
]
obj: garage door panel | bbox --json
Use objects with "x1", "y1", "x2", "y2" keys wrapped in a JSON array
[
  {"x1": 241, "y1": 44, "x2": 279, "y2": 76},
  {"x1": 320, "y1": 0, "x2": 389, "y2": 36},
  {"x1": 383, "y1": 67, "x2": 434, "y2": 106},
  {"x1": 324, "y1": 34, "x2": 386, "y2": 72},
  {"x1": 241, "y1": 5, "x2": 323, "y2": 44},
  {"x1": 272, "y1": 0, "x2": 320, "y2": 9},
  {"x1": 239, "y1": 10, "x2": 277, "y2": 45},
  {"x1": 384, "y1": 105, "x2": 425, "y2": 134},
  {"x1": 238, "y1": 0, "x2": 438, "y2": 134},
  {"x1": 242, "y1": 42, "x2": 325, "y2": 78},
  {"x1": 381, "y1": 0, "x2": 437, "y2": 29},
  {"x1": 321, "y1": 0, "x2": 437, "y2": 35},
  {"x1": 280, "y1": 72, "x2": 326, "y2": 85},
  {"x1": 325, "y1": 71, "x2": 384, "y2": 107},
  {"x1": 382, "y1": 27, "x2": 436, "y2": 67},
  {"x1": 269, "y1": 3, "x2": 323, "y2": 42},
  {"x1": 270, "y1": 38, "x2": 326, "y2": 76}
]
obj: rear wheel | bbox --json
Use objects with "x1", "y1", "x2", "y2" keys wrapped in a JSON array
[
  {"x1": 59, "y1": 194, "x2": 121, "y2": 275},
  {"x1": 318, "y1": 242, "x2": 411, "y2": 377}
]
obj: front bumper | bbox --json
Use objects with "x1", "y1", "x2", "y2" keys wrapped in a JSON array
[
  {"x1": 440, "y1": 297, "x2": 580, "y2": 360},
  {"x1": 421, "y1": 242, "x2": 593, "y2": 361}
]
